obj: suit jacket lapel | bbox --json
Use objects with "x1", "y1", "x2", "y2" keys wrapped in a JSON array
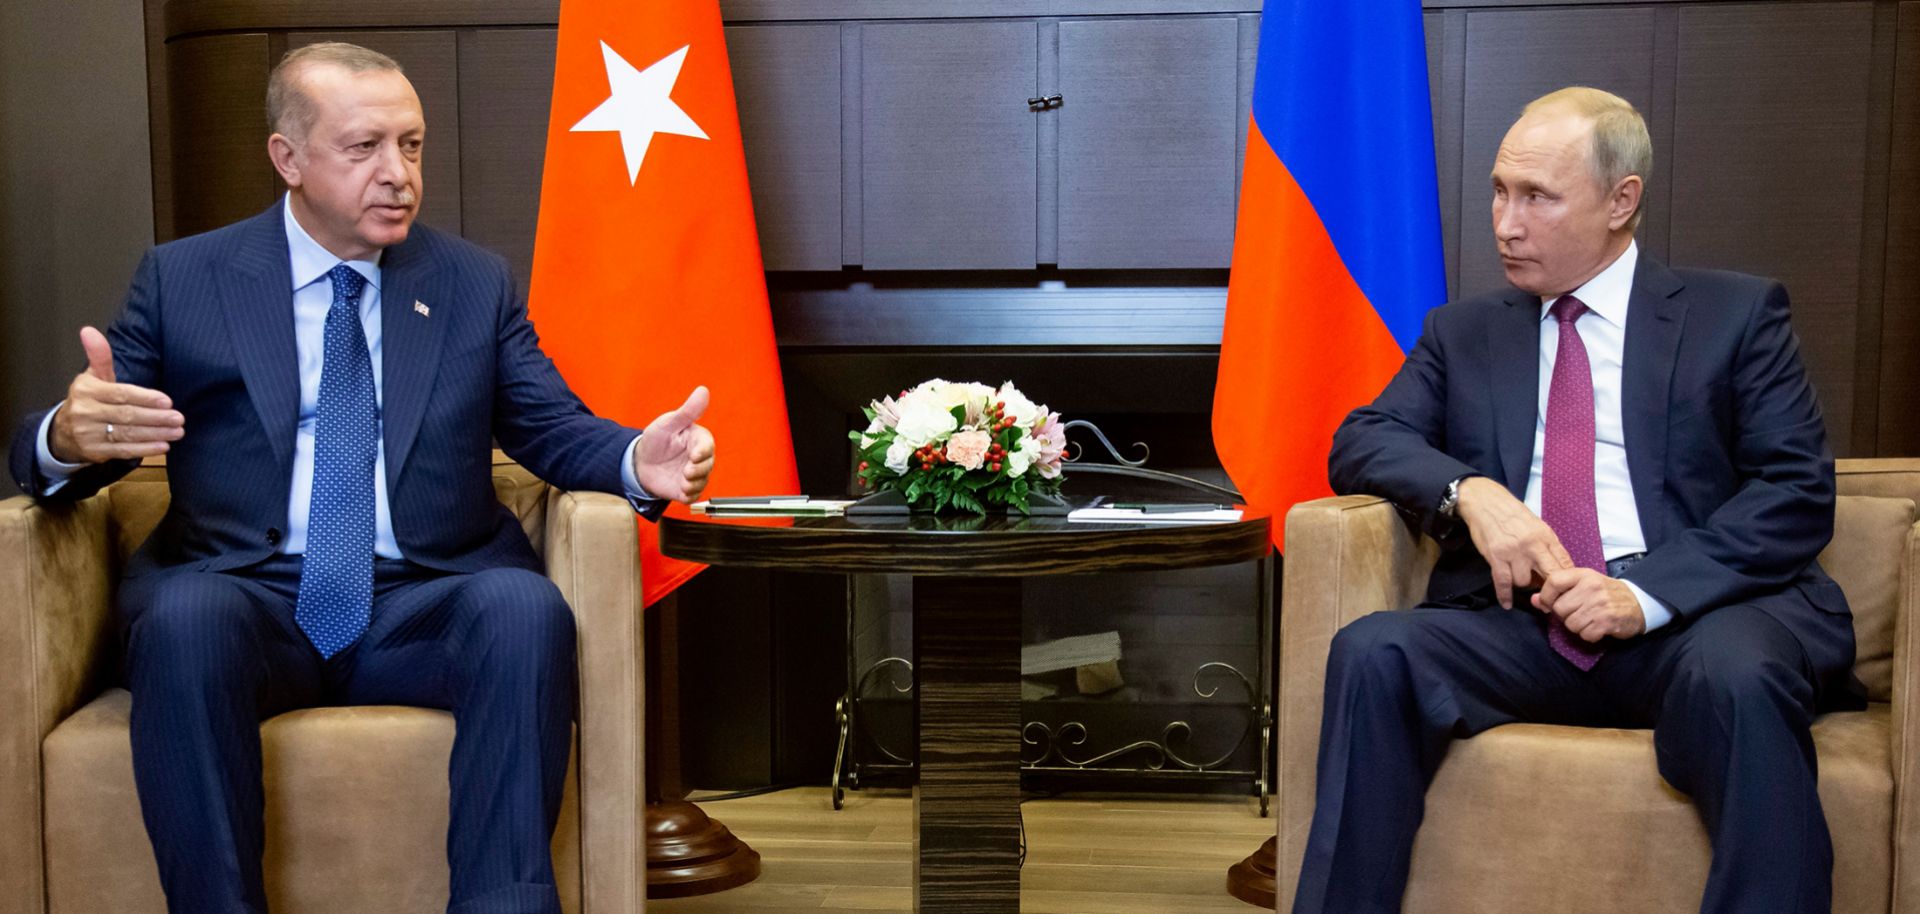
[
  {"x1": 1491, "y1": 290, "x2": 1541, "y2": 496},
  {"x1": 1621, "y1": 257, "x2": 1687, "y2": 547},
  {"x1": 218, "y1": 204, "x2": 301, "y2": 469},
  {"x1": 378, "y1": 233, "x2": 446, "y2": 493}
]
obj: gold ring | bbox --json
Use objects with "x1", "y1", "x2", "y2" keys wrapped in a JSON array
[{"x1": 105, "y1": 422, "x2": 116, "y2": 443}]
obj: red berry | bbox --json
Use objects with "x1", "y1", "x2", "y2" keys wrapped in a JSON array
[
  {"x1": 990, "y1": 462, "x2": 1002, "y2": 472},
  {"x1": 859, "y1": 461, "x2": 869, "y2": 470}
]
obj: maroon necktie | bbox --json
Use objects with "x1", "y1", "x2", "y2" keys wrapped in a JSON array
[{"x1": 1540, "y1": 296, "x2": 1606, "y2": 670}]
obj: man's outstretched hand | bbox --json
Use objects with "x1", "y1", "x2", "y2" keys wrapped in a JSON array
[
  {"x1": 49, "y1": 327, "x2": 184, "y2": 464},
  {"x1": 633, "y1": 386, "x2": 716, "y2": 504}
]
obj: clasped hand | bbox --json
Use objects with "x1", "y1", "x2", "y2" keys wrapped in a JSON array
[
  {"x1": 49, "y1": 327, "x2": 184, "y2": 464},
  {"x1": 1453, "y1": 476, "x2": 1644, "y2": 643}
]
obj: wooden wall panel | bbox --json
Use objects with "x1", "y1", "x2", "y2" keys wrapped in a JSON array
[
  {"x1": 859, "y1": 20, "x2": 1038, "y2": 269},
  {"x1": 1883, "y1": 2, "x2": 1920, "y2": 456},
  {"x1": 167, "y1": 33, "x2": 276, "y2": 238},
  {"x1": 725, "y1": 23, "x2": 843, "y2": 271},
  {"x1": 454, "y1": 28, "x2": 555, "y2": 292},
  {"x1": 1668, "y1": 2, "x2": 1875, "y2": 454},
  {"x1": 1056, "y1": 16, "x2": 1239, "y2": 268},
  {"x1": 1458, "y1": 8, "x2": 1659, "y2": 297},
  {"x1": 288, "y1": 30, "x2": 462, "y2": 235}
]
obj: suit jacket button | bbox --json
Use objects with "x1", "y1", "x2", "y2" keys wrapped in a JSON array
[{"x1": 266, "y1": 527, "x2": 282, "y2": 546}]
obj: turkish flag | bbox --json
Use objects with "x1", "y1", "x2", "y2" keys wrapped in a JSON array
[{"x1": 528, "y1": 0, "x2": 798, "y2": 606}]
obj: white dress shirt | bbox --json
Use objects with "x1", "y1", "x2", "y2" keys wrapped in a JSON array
[
  {"x1": 1519, "y1": 241, "x2": 1674, "y2": 632},
  {"x1": 38, "y1": 195, "x2": 654, "y2": 556}
]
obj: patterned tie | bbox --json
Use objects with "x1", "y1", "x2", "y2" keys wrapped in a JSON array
[
  {"x1": 1540, "y1": 295, "x2": 1606, "y2": 670},
  {"x1": 295, "y1": 264, "x2": 377, "y2": 658}
]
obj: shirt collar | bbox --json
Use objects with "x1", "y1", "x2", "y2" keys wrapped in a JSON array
[
  {"x1": 1540, "y1": 240, "x2": 1636, "y2": 328},
  {"x1": 283, "y1": 193, "x2": 382, "y2": 293}
]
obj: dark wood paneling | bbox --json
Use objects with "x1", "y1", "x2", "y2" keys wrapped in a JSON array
[
  {"x1": 1883, "y1": 2, "x2": 1920, "y2": 456},
  {"x1": 1429, "y1": 10, "x2": 1467, "y2": 298},
  {"x1": 1668, "y1": 2, "x2": 1874, "y2": 454},
  {"x1": 913, "y1": 575, "x2": 1023, "y2": 913},
  {"x1": 167, "y1": 33, "x2": 275, "y2": 238},
  {"x1": 1056, "y1": 17, "x2": 1238, "y2": 268},
  {"x1": 289, "y1": 30, "x2": 462, "y2": 235},
  {"x1": 145, "y1": 0, "x2": 174, "y2": 239},
  {"x1": 454, "y1": 28, "x2": 554, "y2": 291},
  {"x1": 859, "y1": 20, "x2": 1038, "y2": 269},
  {"x1": 1457, "y1": 7, "x2": 1658, "y2": 297},
  {"x1": 772, "y1": 286, "x2": 1226, "y2": 346},
  {"x1": 726, "y1": 23, "x2": 843, "y2": 271}
]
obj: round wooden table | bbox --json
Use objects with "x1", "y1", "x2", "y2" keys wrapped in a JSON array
[{"x1": 661, "y1": 507, "x2": 1271, "y2": 914}]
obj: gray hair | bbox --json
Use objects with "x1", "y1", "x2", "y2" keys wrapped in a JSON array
[
  {"x1": 1523, "y1": 87, "x2": 1652, "y2": 229},
  {"x1": 267, "y1": 42, "x2": 404, "y2": 140}
]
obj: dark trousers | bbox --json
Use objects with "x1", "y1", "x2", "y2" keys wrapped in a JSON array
[
  {"x1": 117, "y1": 555, "x2": 578, "y2": 914},
  {"x1": 1293, "y1": 600, "x2": 1832, "y2": 914}
]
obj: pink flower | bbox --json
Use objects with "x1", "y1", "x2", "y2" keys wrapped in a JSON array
[
  {"x1": 1033, "y1": 412, "x2": 1067, "y2": 478},
  {"x1": 870, "y1": 395, "x2": 902, "y2": 429},
  {"x1": 944, "y1": 429, "x2": 993, "y2": 470}
]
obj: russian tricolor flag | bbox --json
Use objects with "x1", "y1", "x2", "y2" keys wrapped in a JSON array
[{"x1": 1213, "y1": 0, "x2": 1447, "y2": 550}]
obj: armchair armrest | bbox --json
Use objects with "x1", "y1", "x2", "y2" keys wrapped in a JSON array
[
  {"x1": 543, "y1": 489, "x2": 644, "y2": 914},
  {"x1": 1896, "y1": 520, "x2": 1920, "y2": 913},
  {"x1": 1276, "y1": 495, "x2": 1436, "y2": 910},
  {"x1": 0, "y1": 492, "x2": 117, "y2": 911}
]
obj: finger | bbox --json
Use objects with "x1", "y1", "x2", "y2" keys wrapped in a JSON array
[
  {"x1": 673, "y1": 386, "x2": 710, "y2": 424},
  {"x1": 103, "y1": 422, "x2": 185, "y2": 444},
  {"x1": 1537, "y1": 570, "x2": 1575, "y2": 606},
  {"x1": 86, "y1": 379, "x2": 174, "y2": 410},
  {"x1": 80, "y1": 327, "x2": 115, "y2": 383},
  {"x1": 107, "y1": 404, "x2": 185, "y2": 428},
  {"x1": 1547, "y1": 539, "x2": 1574, "y2": 572},
  {"x1": 95, "y1": 440, "x2": 172, "y2": 461},
  {"x1": 1528, "y1": 539, "x2": 1568, "y2": 575},
  {"x1": 1490, "y1": 560, "x2": 1514, "y2": 609}
]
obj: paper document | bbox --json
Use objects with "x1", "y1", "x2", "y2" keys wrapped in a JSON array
[
  {"x1": 1067, "y1": 506, "x2": 1244, "y2": 524},
  {"x1": 692, "y1": 498, "x2": 857, "y2": 515}
]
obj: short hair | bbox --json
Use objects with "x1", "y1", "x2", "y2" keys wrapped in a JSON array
[
  {"x1": 1522, "y1": 87, "x2": 1653, "y2": 229},
  {"x1": 267, "y1": 42, "x2": 404, "y2": 140}
]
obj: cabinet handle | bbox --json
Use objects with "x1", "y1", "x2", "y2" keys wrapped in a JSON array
[{"x1": 1027, "y1": 94, "x2": 1065, "y2": 111}]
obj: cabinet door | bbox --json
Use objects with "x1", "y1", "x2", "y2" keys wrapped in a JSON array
[
  {"x1": 728, "y1": 23, "x2": 843, "y2": 271},
  {"x1": 1056, "y1": 17, "x2": 1239, "y2": 269},
  {"x1": 860, "y1": 21, "x2": 1039, "y2": 270}
]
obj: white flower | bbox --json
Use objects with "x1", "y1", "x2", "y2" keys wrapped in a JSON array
[
  {"x1": 894, "y1": 397, "x2": 958, "y2": 447},
  {"x1": 860, "y1": 434, "x2": 875, "y2": 448},
  {"x1": 1006, "y1": 435, "x2": 1035, "y2": 477},
  {"x1": 884, "y1": 439, "x2": 913, "y2": 474},
  {"x1": 995, "y1": 382, "x2": 1043, "y2": 430}
]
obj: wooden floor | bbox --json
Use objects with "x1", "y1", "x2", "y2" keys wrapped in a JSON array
[{"x1": 651, "y1": 787, "x2": 1273, "y2": 913}]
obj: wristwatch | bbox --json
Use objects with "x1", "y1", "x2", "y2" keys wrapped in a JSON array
[{"x1": 1437, "y1": 474, "x2": 1475, "y2": 518}]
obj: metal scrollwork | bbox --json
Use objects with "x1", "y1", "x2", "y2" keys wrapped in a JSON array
[{"x1": 1062, "y1": 420, "x2": 1150, "y2": 467}]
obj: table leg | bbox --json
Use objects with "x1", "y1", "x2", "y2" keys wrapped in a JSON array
[{"x1": 912, "y1": 576, "x2": 1023, "y2": 913}]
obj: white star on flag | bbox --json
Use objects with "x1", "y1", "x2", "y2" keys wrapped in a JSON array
[{"x1": 570, "y1": 41, "x2": 708, "y2": 185}]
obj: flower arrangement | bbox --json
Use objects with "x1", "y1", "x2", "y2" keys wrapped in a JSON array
[{"x1": 849, "y1": 379, "x2": 1067, "y2": 514}]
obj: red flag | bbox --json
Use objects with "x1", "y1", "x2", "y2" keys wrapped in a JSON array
[{"x1": 529, "y1": 0, "x2": 799, "y2": 606}]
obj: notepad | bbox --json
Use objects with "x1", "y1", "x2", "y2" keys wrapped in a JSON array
[{"x1": 1067, "y1": 506, "x2": 1244, "y2": 524}]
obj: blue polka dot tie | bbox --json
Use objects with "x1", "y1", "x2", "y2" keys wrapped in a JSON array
[{"x1": 296, "y1": 264, "x2": 377, "y2": 658}]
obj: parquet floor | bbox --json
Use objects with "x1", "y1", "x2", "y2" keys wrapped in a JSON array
[{"x1": 651, "y1": 786, "x2": 1274, "y2": 913}]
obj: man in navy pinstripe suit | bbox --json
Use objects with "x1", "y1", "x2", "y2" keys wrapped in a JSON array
[{"x1": 6, "y1": 43, "x2": 715, "y2": 914}]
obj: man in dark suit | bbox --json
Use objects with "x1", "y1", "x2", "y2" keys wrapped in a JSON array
[
  {"x1": 1292, "y1": 87, "x2": 1860, "y2": 913},
  {"x1": 6, "y1": 43, "x2": 716, "y2": 914}
]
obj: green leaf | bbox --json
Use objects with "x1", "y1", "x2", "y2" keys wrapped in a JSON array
[
  {"x1": 952, "y1": 490, "x2": 985, "y2": 514},
  {"x1": 950, "y1": 404, "x2": 967, "y2": 425}
]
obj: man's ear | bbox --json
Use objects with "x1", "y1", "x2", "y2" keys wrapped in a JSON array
[
  {"x1": 1607, "y1": 175, "x2": 1644, "y2": 232},
  {"x1": 267, "y1": 133, "x2": 302, "y2": 188}
]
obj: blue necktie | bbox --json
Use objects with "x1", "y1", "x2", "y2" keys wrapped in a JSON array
[{"x1": 296, "y1": 264, "x2": 377, "y2": 658}]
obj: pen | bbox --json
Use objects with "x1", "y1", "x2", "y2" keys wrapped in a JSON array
[{"x1": 708, "y1": 495, "x2": 810, "y2": 505}]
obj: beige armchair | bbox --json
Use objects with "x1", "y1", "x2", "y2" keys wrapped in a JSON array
[
  {"x1": 1276, "y1": 458, "x2": 1920, "y2": 913},
  {"x1": 0, "y1": 453, "x2": 646, "y2": 914}
]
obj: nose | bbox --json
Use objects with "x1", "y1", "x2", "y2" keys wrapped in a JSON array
[
  {"x1": 1492, "y1": 199, "x2": 1522, "y2": 243},
  {"x1": 373, "y1": 141, "x2": 407, "y2": 186}
]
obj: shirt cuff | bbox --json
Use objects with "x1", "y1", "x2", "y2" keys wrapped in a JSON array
[
  {"x1": 1621, "y1": 579, "x2": 1674, "y2": 633},
  {"x1": 34, "y1": 403, "x2": 86, "y2": 495},
  {"x1": 619, "y1": 434, "x2": 667, "y2": 515}
]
